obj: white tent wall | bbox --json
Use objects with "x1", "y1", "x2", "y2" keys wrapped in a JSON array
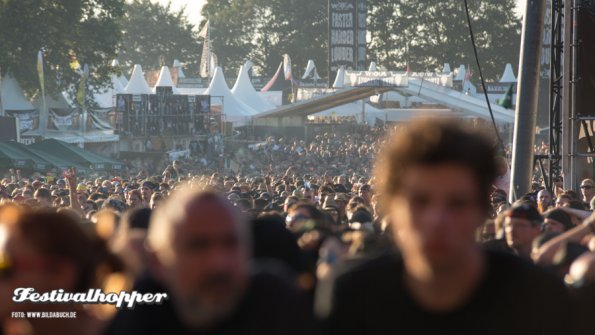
[
  {"x1": 258, "y1": 91, "x2": 283, "y2": 107},
  {"x1": 206, "y1": 66, "x2": 258, "y2": 123},
  {"x1": 231, "y1": 62, "x2": 275, "y2": 113},
  {"x1": 312, "y1": 100, "x2": 383, "y2": 125}
]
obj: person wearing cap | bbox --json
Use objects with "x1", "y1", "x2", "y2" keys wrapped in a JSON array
[
  {"x1": 504, "y1": 203, "x2": 544, "y2": 260},
  {"x1": 543, "y1": 208, "x2": 574, "y2": 233},
  {"x1": 579, "y1": 178, "x2": 595, "y2": 206}
]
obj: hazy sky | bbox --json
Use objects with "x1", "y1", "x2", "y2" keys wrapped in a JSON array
[
  {"x1": 154, "y1": 0, "x2": 527, "y2": 26},
  {"x1": 153, "y1": 0, "x2": 208, "y2": 26}
]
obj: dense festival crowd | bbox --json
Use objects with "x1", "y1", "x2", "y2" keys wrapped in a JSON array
[{"x1": 0, "y1": 119, "x2": 593, "y2": 335}]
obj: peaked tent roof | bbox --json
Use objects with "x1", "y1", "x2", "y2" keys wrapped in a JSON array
[
  {"x1": 90, "y1": 75, "x2": 124, "y2": 109},
  {"x1": 206, "y1": 67, "x2": 258, "y2": 122},
  {"x1": 442, "y1": 63, "x2": 452, "y2": 74},
  {"x1": 118, "y1": 74, "x2": 129, "y2": 87},
  {"x1": 111, "y1": 59, "x2": 129, "y2": 87},
  {"x1": 231, "y1": 62, "x2": 275, "y2": 113},
  {"x1": 500, "y1": 63, "x2": 517, "y2": 83},
  {"x1": 153, "y1": 66, "x2": 178, "y2": 94},
  {"x1": 124, "y1": 64, "x2": 152, "y2": 95},
  {"x1": 333, "y1": 66, "x2": 346, "y2": 88},
  {"x1": 1, "y1": 74, "x2": 35, "y2": 111},
  {"x1": 33, "y1": 92, "x2": 75, "y2": 110},
  {"x1": 368, "y1": 62, "x2": 378, "y2": 72},
  {"x1": 454, "y1": 65, "x2": 466, "y2": 81},
  {"x1": 30, "y1": 139, "x2": 124, "y2": 171},
  {"x1": 111, "y1": 74, "x2": 126, "y2": 93},
  {"x1": 302, "y1": 60, "x2": 321, "y2": 80}
]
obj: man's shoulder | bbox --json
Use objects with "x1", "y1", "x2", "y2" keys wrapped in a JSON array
[
  {"x1": 333, "y1": 252, "x2": 402, "y2": 286},
  {"x1": 315, "y1": 252, "x2": 403, "y2": 319},
  {"x1": 487, "y1": 250, "x2": 562, "y2": 283},
  {"x1": 485, "y1": 251, "x2": 570, "y2": 302}
]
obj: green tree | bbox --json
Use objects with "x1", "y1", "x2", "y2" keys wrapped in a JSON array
[
  {"x1": 368, "y1": 0, "x2": 521, "y2": 81},
  {"x1": 118, "y1": 0, "x2": 202, "y2": 76},
  {"x1": 0, "y1": 0, "x2": 124, "y2": 96},
  {"x1": 201, "y1": 0, "x2": 328, "y2": 78}
]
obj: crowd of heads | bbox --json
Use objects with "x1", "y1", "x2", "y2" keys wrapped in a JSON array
[{"x1": 0, "y1": 119, "x2": 593, "y2": 334}]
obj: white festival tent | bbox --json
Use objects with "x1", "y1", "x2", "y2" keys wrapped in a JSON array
[
  {"x1": 118, "y1": 74, "x2": 129, "y2": 88},
  {"x1": 332, "y1": 66, "x2": 346, "y2": 88},
  {"x1": 0, "y1": 74, "x2": 35, "y2": 112},
  {"x1": 90, "y1": 75, "x2": 126, "y2": 108},
  {"x1": 231, "y1": 61, "x2": 275, "y2": 113},
  {"x1": 206, "y1": 66, "x2": 258, "y2": 123},
  {"x1": 368, "y1": 62, "x2": 378, "y2": 72},
  {"x1": 124, "y1": 64, "x2": 152, "y2": 95},
  {"x1": 499, "y1": 63, "x2": 517, "y2": 83},
  {"x1": 302, "y1": 60, "x2": 321, "y2": 80},
  {"x1": 152, "y1": 66, "x2": 178, "y2": 94},
  {"x1": 442, "y1": 63, "x2": 452, "y2": 74},
  {"x1": 454, "y1": 64, "x2": 466, "y2": 81},
  {"x1": 111, "y1": 59, "x2": 129, "y2": 87}
]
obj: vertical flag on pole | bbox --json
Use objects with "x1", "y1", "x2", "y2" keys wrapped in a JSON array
[
  {"x1": 283, "y1": 54, "x2": 292, "y2": 80},
  {"x1": 199, "y1": 20, "x2": 211, "y2": 78},
  {"x1": 37, "y1": 50, "x2": 48, "y2": 136},
  {"x1": 37, "y1": 51, "x2": 45, "y2": 98},
  {"x1": 77, "y1": 64, "x2": 89, "y2": 107}
]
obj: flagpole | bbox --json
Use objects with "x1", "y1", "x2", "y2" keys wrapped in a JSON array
[
  {"x1": 207, "y1": 14, "x2": 211, "y2": 82},
  {"x1": 0, "y1": 67, "x2": 4, "y2": 116},
  {"x1": 38, "y1": 51, "x2": 48, "y2": 138}
]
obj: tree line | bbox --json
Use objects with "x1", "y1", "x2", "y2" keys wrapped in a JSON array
[{"x1": 0, "y1": 0, "x2": 521, "y2": 97}]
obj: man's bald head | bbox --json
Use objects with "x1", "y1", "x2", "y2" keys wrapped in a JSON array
[
  {"x1": 147, "y1": 187, "x2": 251, "y2": 329},
  {"x1": 148, "y1": 188, "x2": 248, "y2": 263}
]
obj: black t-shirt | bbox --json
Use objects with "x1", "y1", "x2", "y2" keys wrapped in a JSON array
[
  {"x1": 318, "y1": 251, "x2": 575, "y2": 335},
  {"x1": 106, "y1": 267, "x2": 312, "y2": 335}
]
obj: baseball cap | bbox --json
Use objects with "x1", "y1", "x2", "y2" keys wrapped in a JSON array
[
  {"x1": 505, "y1": 203, "x2": 543, "y2": 223},
  {"x1": 543, "y1": 209, "x2": 573, "y2": 231}
]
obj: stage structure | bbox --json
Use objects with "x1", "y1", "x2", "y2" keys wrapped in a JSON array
[
  {"x1": 542, "y1": 0, "x2": 595, "y2": 191},
  {"x1": 328, "y1": 0, "x2": 367, "y2": 86}
]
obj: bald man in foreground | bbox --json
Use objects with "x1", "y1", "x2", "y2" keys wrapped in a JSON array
[{"x1": 107, "y1": 189, "x2": 311, "y2": 335}]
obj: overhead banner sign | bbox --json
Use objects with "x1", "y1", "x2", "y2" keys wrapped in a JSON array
[{"x1": 328, "y1": 0, "x2": 367, "y2": 84}]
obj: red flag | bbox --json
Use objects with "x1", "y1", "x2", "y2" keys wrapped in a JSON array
[{"x1": 261, "y1": 62, "x2": 283, "y2": 92}]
